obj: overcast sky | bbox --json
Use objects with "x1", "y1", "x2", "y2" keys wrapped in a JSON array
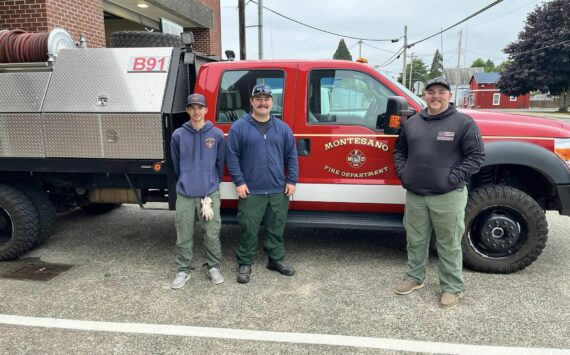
[{"x1": 219, "y1": 0, "x2": 546, "y2": 78}]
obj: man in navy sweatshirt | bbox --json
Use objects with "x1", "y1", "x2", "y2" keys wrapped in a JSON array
[
  {"x1": 226, "y1": 84, "x2": 299, "y2": 284},
  {"x1": 170, "y1": 93, "x2": 225, "y2": 289}
]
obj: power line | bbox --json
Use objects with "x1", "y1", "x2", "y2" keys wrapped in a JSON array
[
  {"x1": 508, "y1": 39, "x2": 570, "y2": 57},
  {"x1": 362, "y1": 42, "x2": 398, "y2": 54},
  {"x1": 408, "y1": 0, "x2": 505, "y2": 48},
  {"x1": 247, "y1": 0, "x2": 396, "y2": 42}
]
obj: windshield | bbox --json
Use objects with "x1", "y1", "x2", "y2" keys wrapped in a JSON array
[{"x1": 376, "y1": 70, "x2": 426, "y2": 108}]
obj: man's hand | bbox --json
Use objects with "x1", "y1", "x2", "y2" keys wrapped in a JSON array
[
  {"x1": 236, "y1": 184, "x2": 249, "y2": 199},
  {"x1": 284, "y1": 184, "x2": 296, "y2": 197}
]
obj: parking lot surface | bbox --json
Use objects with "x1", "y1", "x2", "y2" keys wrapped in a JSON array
[{"x1": 0, "y1": 205, "x2": 569, "y2": 354}]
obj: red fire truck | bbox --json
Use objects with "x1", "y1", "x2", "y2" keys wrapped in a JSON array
[{"x1": 1, "y1": 31, "x2": 569, "y2": 274}]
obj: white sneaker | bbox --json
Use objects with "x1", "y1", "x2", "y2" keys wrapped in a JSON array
[
  {"x1": 171, "y1": 272, "x2": 190, "y2": 289},
  {"x1": 207, "y1": 267, "x2": 224, "y2": 284}
]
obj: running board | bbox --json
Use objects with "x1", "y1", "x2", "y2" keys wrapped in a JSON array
[{"x1": 220, "y1": 209, "x2": 404, "y2": 231}]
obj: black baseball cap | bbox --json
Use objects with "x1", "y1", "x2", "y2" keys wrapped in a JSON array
[
  {"x1": 251, "y1": 84, "x2": 272, "y2": 97},
  {"x1": 425, "y1": 77, "x2": 451, "y2": 91}
]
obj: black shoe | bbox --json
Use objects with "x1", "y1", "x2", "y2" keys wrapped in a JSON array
[
  {"x1": 237, "y1": 264, "x2": 251, "y2": 284},
  {"x1": 267, "y1": 259, "x2": 295, "y2": 276}
]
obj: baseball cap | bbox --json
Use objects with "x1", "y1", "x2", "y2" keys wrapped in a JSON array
[
  {"x1": 186, "y1": 93, "x2": 206, "y2": 107},
  {"x1": 425, "y1": 77, "x2": 451, "y2": 91},
  {"x1": 251, "y1": 84, "x2": 272, "y2": 97}
]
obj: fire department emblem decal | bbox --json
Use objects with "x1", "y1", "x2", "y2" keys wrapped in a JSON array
[
  {"x1": 204, "y1": 138, "x2": 215, "y2": 148},
  {"x1": 347, "y1": 149, "x2": 366, "y2": 168}
]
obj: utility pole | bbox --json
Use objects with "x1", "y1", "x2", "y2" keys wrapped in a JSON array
[
  {"x1": 358, "y1": 40, "x2": 363, "y2": 58},
  {"x1": 401, "y1": 25, "x2": 408, "y2": 88},
  {"x1": 408, "y1": 52, "x2": 414, "y2": 91},
  {"x1": 238, "y1": 0, "x2": 246, "y2": 60},
  {"x1": 258, "y1": 0, "x2": 263, "y2": 59},
  {"x1": 455, "y1": 30, "x2": 462, "y2": 104}
]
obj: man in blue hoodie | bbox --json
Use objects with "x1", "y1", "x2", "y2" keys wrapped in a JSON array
[
  {"x1": 226, "y1": 84, "x2": 299, "y2": 284},
  {"x1": 170, "y1": 93, "x2": 225, "y2": 289}
]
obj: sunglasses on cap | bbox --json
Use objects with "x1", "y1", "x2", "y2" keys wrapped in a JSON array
[{"x1": 251, "y1": 85, "x2": 272, "y2": 97}]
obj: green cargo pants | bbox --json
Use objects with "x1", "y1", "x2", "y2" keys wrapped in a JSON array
[
  {"x1": 403, "y1": 187, "x2": 468, "y2": 293},
  {"x1": 236, "y1": 193, "x2": 290, "y2": 265},
  {"x1": 175, "y1": 190, "x2": 222, "y2": 273}
]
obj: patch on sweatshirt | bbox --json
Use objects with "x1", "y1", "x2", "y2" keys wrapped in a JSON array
[
  {"x1": 204, "y1": 138, "x2": 216, "y2": 148},
  {"x1": 437, "y1": 131, "x2": 455, "y2": 141}
]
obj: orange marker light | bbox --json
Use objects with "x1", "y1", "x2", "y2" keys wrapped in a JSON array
[
  {"x1": 152, "y1": 162, "x2": 162, "y2": 172},
  {"x1": 389, "y1": 115, "x2": 401, "y2": 129}
]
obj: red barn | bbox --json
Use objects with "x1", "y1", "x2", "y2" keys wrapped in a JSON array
[{"x1": 466, "y1": 72, "x2": 530, "y2": 109}]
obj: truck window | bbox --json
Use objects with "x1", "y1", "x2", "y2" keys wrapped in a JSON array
[
  {"x1": 217, "y1": 70, "x2": 285, "y2": 123},
  {"x1": 307, "y1": 70, "x2": 393, "y2": 130}
]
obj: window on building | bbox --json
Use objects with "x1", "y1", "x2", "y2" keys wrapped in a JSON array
[
  {"x1": 216, "y1": 70, "x2": 285, "y2": 123},
  {"x1": 510, "y1": 96, "x2": 517, "y2": 102},
  {"x1": 492, "y1": 93, "x2": 501, "y2": 106},
  {"x1": 307, "y1": 70, "x2": 394, "y2": 130}
]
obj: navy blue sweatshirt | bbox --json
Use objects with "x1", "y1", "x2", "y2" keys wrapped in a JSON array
[
  {"x1": 393, "y1": 103, "x2": 485, "y2": 196},
  {"x1": 171, "y1": 121, "x2": 225, "y2": 198},
  {"x1": 226, "y1": 113, "x2": 298, "y2": 194}
]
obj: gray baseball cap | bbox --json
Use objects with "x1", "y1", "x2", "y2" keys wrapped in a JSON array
[
  {"x1": 425, "y1": 77, "x2": 451, "y2": 91},
  {"x1": 186, "y1": 93, "x2": 206, "y2": 107}
]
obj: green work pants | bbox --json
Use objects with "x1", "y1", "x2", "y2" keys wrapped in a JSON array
[
  {"x1": 175, "y1": 190, "x2": 222, "y2": 273},
  {"x1": 236, "y1": 193, "x2": 290, "y2": 265},
  {"x1": 404, "y1": 187, "x2": 468, "y2": 293}
]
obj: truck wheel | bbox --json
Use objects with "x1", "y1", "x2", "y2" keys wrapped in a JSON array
[
  {"x1": 15, "y1": 183, "x2": 56, "y2": 246},
  {"x1": 462, "y1": 185, "x2": 548, "y2": 274},
  {"x1": 109, "y1": 31, "x2": 183, "y2": 48},
  {"x1": 0, "y1": 184, "x2": 40, "y2": 260},
  {"x1": 81, "y1": 203, "x2": 121, "y2": 214}
]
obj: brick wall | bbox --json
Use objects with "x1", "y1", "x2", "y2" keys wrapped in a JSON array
[
  {"x1": 0, "y1": 0, "x2": 49, "y2": 32},
  {"x1": 0, "y1": 0, "x2": 105, "y2": 48},
  {"x1": 194, "y1": 0, "x2": 221, "y2": 56},
  {"x1": 45, "y1": 0, "x2": 105, "y2": 48}
]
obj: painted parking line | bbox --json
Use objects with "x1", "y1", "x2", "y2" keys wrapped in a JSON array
[{"x1": 0, "y1": 314, "x2": 567, "y2": 355}]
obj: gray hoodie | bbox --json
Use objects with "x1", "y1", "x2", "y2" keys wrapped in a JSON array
[{"x1": 393, "y1": 103, "x2": 485, "y2": 196}]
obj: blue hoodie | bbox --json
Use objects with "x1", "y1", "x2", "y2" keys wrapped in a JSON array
[
  {"x1": 226, "y1": 113, "x2": 298, "y2": 194},
  {"x1": 171, "y1": 121, "x2": 225, "y2": 198}
]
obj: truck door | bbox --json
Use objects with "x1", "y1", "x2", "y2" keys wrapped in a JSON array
[
  {"x1": 293, "y1": 65, "x2": 405, "y2": 213},
  {"x1": 206, "y1": 64, "x2": 297, "y2": 205}
]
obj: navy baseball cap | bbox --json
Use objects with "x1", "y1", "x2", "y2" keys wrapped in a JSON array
[
  {"x1": 251, "y1": 84, "x2": 272, "y2": 97},
  {"x1": 425, "y1": 77, "x2": 451, "y2": 91},
  {"x1": 186, "y1": 93, "x2": 206, "y2": 107}
]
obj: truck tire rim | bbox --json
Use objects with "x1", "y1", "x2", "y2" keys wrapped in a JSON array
[
  {"x1": 468, "y1": 206, "x2": 526, "y2": 258},
  {"x1": 0, "y1": 207, "x2": 14, "y2": 245}
]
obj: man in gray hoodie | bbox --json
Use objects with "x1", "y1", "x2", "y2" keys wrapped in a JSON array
[
  {"x1": 393, "y1": 77, "x2": 485, "y2": 308},
  {"x1": 170, "y1": 93, "x2": 225, "y2": 289}
]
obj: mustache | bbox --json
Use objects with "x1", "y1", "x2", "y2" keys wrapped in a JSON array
[{"x1": 254, "y1": 105, "x2": 270, "y2": 109}]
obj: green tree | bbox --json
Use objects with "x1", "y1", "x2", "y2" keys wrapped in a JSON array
[
  {"x1": 497, "y1": 0, "x2": 570, "y2": 111},
  {"x1": 428, "y1": 50, "x2": 444, "y2": 79},
  {"x1": 333, "y1": 39, "x2": 353, "y2": 60},
  {"x1": 398, "y1": 58, "x2": 429, "y2": 90},
  {"x1": 495, "y1": 61, "x2": 508, "y2": 73},
  {"x1": 471, "y1": 58, "x2": 495, "y2": 72}
]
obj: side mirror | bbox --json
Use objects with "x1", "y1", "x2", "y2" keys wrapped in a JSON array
[{"x1": 381, "y1": 96, "x2": 415, "y2": 134}]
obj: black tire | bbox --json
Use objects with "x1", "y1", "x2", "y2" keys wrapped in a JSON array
[
  {"x1": 14, "y1": 183, "x2": 56, "y2": 246},
  {"x1": 0, "y1": 184, "x2": 40, "y2": 260},
  {"x1": 462, "y1": 185, "x2": 548, "y2": 274},
  {"x1": 81, "y1": 203, "x2": 122, "y2": 214},
  {"x1": 109, "y1": 31, "x2": 183, "y2": 48}
]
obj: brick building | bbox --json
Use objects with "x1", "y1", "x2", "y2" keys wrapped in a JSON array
[{"x1": 0, "y1": 0, "x2": 221, "y2": 56}]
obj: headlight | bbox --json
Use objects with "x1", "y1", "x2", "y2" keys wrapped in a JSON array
[{"x1": 554, "y1": 138, "x2": 570, "y2": 167}]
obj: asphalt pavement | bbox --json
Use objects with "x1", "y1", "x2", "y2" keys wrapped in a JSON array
[{"x1": 0, "y1": 205, "x2": 569, "y2": 354}]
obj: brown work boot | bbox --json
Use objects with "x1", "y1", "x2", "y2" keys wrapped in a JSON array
[
  {"x1": 395, "y1": 279, "x2": 424, "y2": 295},
  {"x1": 440, "y1": 292, "x2": 463, "y2": 309}
]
